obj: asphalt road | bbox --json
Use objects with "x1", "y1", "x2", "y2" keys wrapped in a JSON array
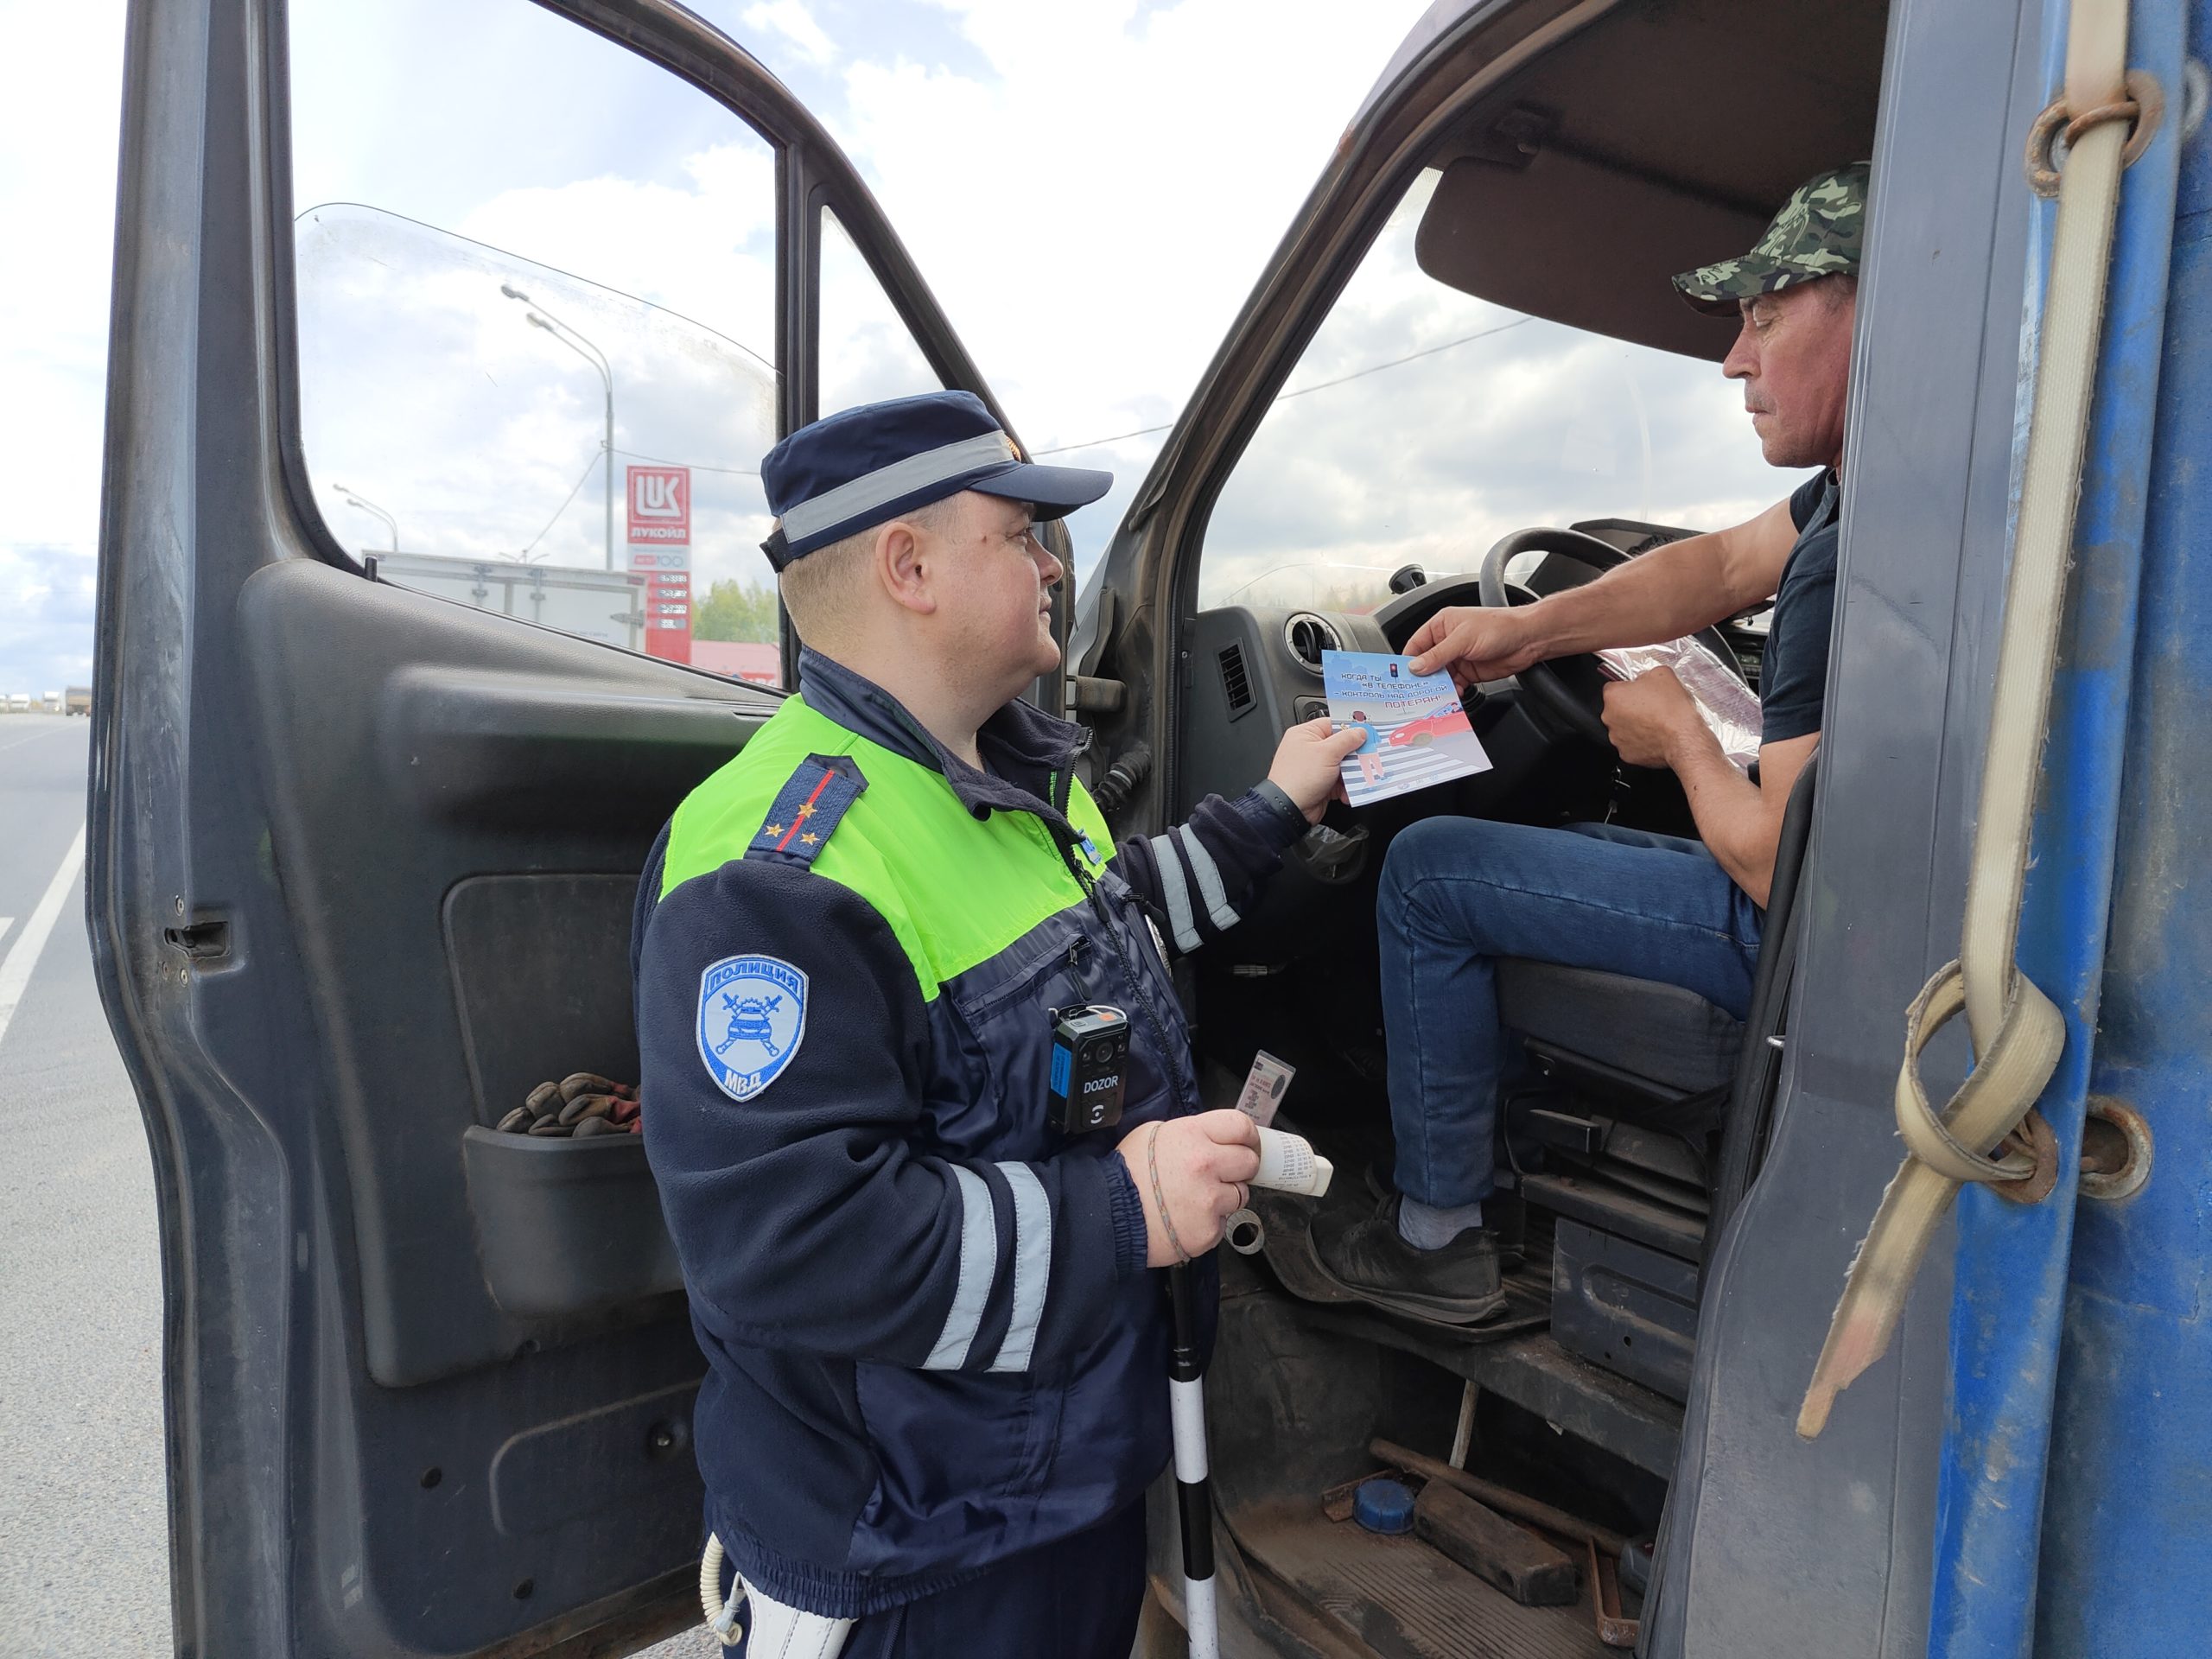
[
  {"x1": 0, "y1": 715, "x2": 725, "y2": 1658},
  {"x1": 0, "y1": 716, "x2": 168, "y2": 1656}
]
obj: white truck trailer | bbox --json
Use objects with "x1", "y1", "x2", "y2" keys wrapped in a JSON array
[{"x1": 366, "y1": 552, "x2": 645, "y2": 653}]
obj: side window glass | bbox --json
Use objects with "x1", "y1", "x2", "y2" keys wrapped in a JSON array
[
  {"x1": 1198, "y1": 168, "x2": 1776, "y2": 613},
  {"x1": 287, "y1": 0, "x2": 781, "y2": 681},
  {"x1": 817, "y1": 207, "x2": 944, "y2": 414},
  {"x1": 685, "y1": 208, "x2": 942, "y2": 669}
]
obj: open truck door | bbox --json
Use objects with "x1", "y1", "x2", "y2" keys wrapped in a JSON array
[{"x1": 90, "y1": 1, "x2": 1063, "y2": 1651}]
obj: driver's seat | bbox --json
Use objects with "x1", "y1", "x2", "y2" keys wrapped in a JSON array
[
  {"x1": 1498, "y1": 963, "x2": 1741, "y2": 1111},
  {"x1": 1498, "y1": 754, "x2": 1821, "y2": 1401}
]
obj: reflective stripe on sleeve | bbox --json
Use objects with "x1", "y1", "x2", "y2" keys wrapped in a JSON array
[
  {"x1": 988, "y1": 1163, "x2": 1052, "y2": 1372},
  {"x1": 1176, "y1": 824, "x2": 1241, "y2": 933},
  {"x1": 924, "y1": 1165, "x2": 999, "y2": 1370},
  {"x1": 1149, "y1": 835, "x2": 1202, "y2": 953}
]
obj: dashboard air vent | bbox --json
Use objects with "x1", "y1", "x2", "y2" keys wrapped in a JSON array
[
  {"x1": 1217, "y1": 642, "x2": 1255, "y2": 716},
  {"x1": 1283, "y1": 613, "x2": 1342, "y2": 672}
]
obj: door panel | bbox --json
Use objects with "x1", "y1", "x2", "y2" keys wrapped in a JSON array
[
  {"x1": 380, "y1": 664, "x2": 756, "y2": 826},
  {"x1": 235, "y1": 561, "x2": 750, "y2": 1649},
  {"x1": 238, "y1": 557, "x2": 759, "y2": 1385}
]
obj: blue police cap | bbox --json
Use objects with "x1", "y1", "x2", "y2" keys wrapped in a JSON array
[{"x1": 759, "y1": 391, "x2": 1113, "y2": 569}]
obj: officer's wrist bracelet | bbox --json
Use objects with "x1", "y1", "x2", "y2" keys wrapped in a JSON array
[{"x1": 1146, "y1": 1123, "x2": 1192, "y2": 1266}]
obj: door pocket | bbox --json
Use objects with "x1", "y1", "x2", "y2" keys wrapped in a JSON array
[
  {"x1": 461, "y1": 1128, "x2": 685, "y2": 1319},
  {"x1": 447, "y1": 872, "x2": 683, "y2": 1323}
]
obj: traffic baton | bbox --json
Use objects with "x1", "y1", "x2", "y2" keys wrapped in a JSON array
[
  {"x1": 1167, "y1": 1126, "x2": 1331, "y2": 1659},
  {"x1": 1166, "y1": 1260, "x2": 1218, "y2": 1659}
]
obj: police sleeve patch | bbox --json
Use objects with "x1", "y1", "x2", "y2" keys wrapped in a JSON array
[{"x1": 696, "y1": 955, "x2": 810, "y2": 1101}]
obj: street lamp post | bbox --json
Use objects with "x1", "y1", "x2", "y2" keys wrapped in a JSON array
[
  {"x1": 500, "y1": 283, "x2": 615, "y2": 570},
  {"x1": 333, "y1": 484, "x2": 398, "y2": 551}
]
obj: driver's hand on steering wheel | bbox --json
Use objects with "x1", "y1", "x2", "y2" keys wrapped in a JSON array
[{"x1": 1406, "y1": 605, "x2": 1548, "y2": 690}]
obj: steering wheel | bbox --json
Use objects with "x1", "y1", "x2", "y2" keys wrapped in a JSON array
[{"x1": 1478, "y1": 527, "x2": 1748, "y2": 747}]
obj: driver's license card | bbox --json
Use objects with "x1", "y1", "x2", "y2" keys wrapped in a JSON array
[
  {"x1": 1235, "y1": 1051, "x2": 1296, "y2": 1127},
  {"x1": 1320, "y1": 650, "x2": 1492, "y2": 807}
]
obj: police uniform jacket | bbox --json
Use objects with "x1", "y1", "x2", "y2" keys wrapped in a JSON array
[{"x1": 632, "y1": 647, "x2": 1307, "y2": 1618}]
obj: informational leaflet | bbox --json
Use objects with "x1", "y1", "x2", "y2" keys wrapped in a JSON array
[
  {"x1": 1321, "y1": 649, "x2": 1492, "y2": 807},
  {"x1": 1595, "y1": 636, "x2": 1763, "y2": 773}
]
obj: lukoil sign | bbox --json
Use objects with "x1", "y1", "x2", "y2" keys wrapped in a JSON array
[
  {"x1": 626, "y1": 464, "x2": 692, "y2": 663},
  {"x1": 626, "y1": 465, "x2": 690, "y2": 543}
]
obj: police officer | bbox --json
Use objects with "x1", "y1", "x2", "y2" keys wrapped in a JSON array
[{"x1": 633, "y1": 391, "x2": 1364, "y2": 1656}]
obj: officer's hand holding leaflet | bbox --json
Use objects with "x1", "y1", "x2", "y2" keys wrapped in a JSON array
[
  {"x1": 1264, "y1": 715, "x2": 1365, "y2": 821},
  {"x1": 1113, "y1": 720, "x2": 1352, "y2": 1267}
]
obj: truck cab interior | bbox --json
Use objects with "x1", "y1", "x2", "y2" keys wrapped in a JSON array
[
  {"x1": 1103, "y1": 0, "x2": 1888, "y2": 1649},
  {"x1": 103, "y1": 0, "x2": 2048, "y2": 1653}
]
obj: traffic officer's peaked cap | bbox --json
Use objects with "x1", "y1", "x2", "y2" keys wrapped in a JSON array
[
  {"x1": 1671, "y1": 162, "x2": 1872, "y2": 315},
  {"x1": 759, "y1": 390, "x2": 1112, "y2": 569}
]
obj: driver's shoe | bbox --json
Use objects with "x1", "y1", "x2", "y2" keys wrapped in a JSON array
[
  {"x1": 1363, "y1": 1165, "x2": 1526, "y2": 1268},
  {"x1": 1315, "y1": 1195, "x2": 1507, "y2": 1325}
]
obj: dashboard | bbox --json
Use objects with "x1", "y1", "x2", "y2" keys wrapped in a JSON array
[{"x1": 1174, "y1": 569, "x2": 1548, "y2": 823}]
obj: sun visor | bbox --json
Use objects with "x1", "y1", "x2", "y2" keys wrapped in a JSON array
[{"x1": 1416, "y1": 152, "x2": 1765, "y2": 361}]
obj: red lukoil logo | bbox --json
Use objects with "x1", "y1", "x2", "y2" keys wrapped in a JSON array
[{"x1": 626, "y1": 465, "x2": 690, "y2": 543}]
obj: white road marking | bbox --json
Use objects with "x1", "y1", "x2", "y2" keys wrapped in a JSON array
[
  {"x1": 0, "y1": 826, "x2": 88, "y2": 1052},
  {"x1": 0, "y1": 918, "x2": 14, "y2": 949}
]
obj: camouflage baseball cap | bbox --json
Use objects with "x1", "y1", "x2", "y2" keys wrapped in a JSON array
[{"x1": 1671, "y1": 162, "x2": 1870, "y2": 315}]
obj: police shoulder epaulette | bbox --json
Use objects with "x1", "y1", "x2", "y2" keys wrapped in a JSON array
[{"x1": 746, "y1": 753, "x2": 868, "y2": 868}]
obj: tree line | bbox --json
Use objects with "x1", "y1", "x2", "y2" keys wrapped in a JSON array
[{"x1": 692, "y1": 578, "x2": 779, "y2": 643}]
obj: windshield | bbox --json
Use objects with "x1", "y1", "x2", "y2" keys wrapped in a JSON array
[{"x1": 1198, "y1": 168, "x2": 1781, "y2": 615}]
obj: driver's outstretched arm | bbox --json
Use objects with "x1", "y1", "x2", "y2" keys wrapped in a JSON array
[{"x1": 1408, "y1": 498, "x2": 1800, "y2": 686}]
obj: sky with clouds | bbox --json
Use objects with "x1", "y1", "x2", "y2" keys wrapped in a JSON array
[
  {"x1": 0, "y1": 3, "x2": 128, "y2": 698},
  {"x1": 0, "y1": 0, "x2": 1780, "y2": 692}
]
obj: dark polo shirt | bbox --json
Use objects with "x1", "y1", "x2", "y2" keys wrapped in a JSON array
[{"x1": 1759, "y1": 470, "x2": 1840, "y2": 744}]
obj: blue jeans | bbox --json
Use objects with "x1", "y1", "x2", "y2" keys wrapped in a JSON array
[{"x1": 1379, "y1": 817, "x2": 1764, "y2": 1209}]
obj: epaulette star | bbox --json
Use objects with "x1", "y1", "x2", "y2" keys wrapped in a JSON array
[{"x1": 746, "y1": 753, "x2": 868, "y2": 869}]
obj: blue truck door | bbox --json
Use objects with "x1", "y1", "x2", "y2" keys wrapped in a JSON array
[
  {"x1": 1935, "y1": 1, "x2": 2201, "y2": 1653},
  {"x1": 1659, "y1": 2, "x2": 2196, "y2": 1656}
]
